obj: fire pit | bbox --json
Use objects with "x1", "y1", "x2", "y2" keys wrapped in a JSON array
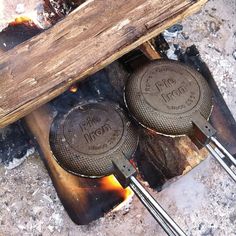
[{"x1": 0, "y1": 0, "x2": 236, "y2": 235}]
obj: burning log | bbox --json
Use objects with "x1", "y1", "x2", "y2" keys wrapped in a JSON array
[
  {"x1": 0, "y1": 6, "x2": 133, "y2": 225},
  {"x1": 0, "y1": 0, "x2": 84, "y2": 32},
  {"x1": 0, "y1": 19, "x2": 42, "y2": 51},
  {"x1": 0, "y1": 0, "x2": 207, "y2": 127}
]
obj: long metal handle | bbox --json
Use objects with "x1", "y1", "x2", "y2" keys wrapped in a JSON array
[
  {"x1": 129, "y1": 181, "x2": 176, "y2": 236},
  {"x1": 129, "y1": 176, "x2": 186, "y2": 236},
  {"x1": 210, "y1": 137, "x2": 236, "y2": 167},
  {"x1": 191, "y1": 113, "x2": 236, "y2": 182},
  {"x1": 206, "y1": 143, "x2": 236, "y2": 182},
  {"x1": 112, "y1": 155, "x2": 186, "y2": 236}
]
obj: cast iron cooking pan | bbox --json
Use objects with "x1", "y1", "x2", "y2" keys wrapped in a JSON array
[
  {"x1": 49, "y1": 101, "x2": 186, "y2": 236},
  {"x1": 124, "y1": 59, "x2": 236, "y2": 182},
  {"x1": 49, "y1": 101, "x2": 137, "y2": 178}
]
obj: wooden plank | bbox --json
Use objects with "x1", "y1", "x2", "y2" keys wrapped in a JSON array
[{"x1": 0, "y1": 0, "x2": 207, "y2": 127}]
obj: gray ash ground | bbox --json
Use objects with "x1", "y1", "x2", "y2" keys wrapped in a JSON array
[{"x1": 0, "y1": 0, "x2": 236, "y2": 235}]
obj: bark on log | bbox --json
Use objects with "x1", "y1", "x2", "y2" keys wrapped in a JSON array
[{"x1": 0, "y1": 0, "x2": 207, "y2": 127}]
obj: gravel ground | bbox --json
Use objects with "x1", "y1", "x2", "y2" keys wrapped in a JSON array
[{"x1": 0, "y1": 0, "x2": 236, "y2": 235}]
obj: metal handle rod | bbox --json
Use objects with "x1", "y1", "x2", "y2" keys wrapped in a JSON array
[
  {"x1": 210, "y1": 137, "x2": 236, "y2": 167},
  {"x1": 130, "y1": 181, "x2": 176, "y2": 236},
  {"x1": 129, "y1": 176, "x2": 186, "y2": 236},
  {"x1": 206, "y1": 143, "x2": 236, "y2": 182}
]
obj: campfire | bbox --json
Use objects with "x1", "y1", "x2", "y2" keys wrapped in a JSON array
[{"x1": 0, "y1": 0, "x2": 236, "y2": 235}]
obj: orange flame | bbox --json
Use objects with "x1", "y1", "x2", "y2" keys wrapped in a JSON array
[
  {"x1": 69, "y1": 84, "x2": 78, "y2": 93},
  {"x1": 10, "y1": 16, "x2": 33, "y2": 26},
  {"x1": 100, "y1": 175, "x2": 133, "y2": 201}
]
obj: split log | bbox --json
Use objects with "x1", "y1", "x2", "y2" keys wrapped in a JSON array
[
  {"x1": 0, "y1": 0, "x2": 207, "y2": 127},
  {"x1": 139, "y1": 40, "x2": 161, "y2": 60}
]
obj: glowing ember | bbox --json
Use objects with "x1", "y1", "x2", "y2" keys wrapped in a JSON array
[
  {"x1": 69, "y1": 84, "x2": 78, "y2": 93},
  {"x1": 176, "y1": 136, "x2": 208, "y2": 174}
]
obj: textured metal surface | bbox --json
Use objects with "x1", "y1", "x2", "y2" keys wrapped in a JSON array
[
  {"x1": 49, "y1": 101, "x2": 138, "y2": 178},
  {"x1": 125, "y1": 60, "x2": 213, "y2": 136}
]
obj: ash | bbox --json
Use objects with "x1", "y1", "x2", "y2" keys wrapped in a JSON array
[
  {"x1": 0, "y1": 121, "x2": 33, "y2": 167},
  {"x1": 0, "y1": 0, "x2": 236, "y2": 235},
  {"x1": 159, "y1": 157, "x2": 236, "y2": 235},
  {"x1": 165, "y1": 0, "x2": 236, "y2": 120}
]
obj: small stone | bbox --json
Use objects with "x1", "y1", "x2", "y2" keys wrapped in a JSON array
[
  {"x1": 17, "y1": 224, "x2": 26, "y2": 230},
  {"x1": 232, "y1": 50, "x2": 236, "y2": 60},
  {"x1": 202, "y1": 228, "x2": 213, "y2": 236},
  {"x1": 167, "y1": 24, "x2": 183, "y2": 33},
  {"x1": 48, "y1": 225, "x2": 54, "y2": 232},
  {"x1": 15, "y1": 4, "x2": 25, "y2": 14},
  {"x1": 198, "y1": 222, "x2": 204, "y2": 230},
  {"x1": 208, "y1": 21, "x2": 220, "y2": 34},
  {"x1": 229, "y1": 212, "x2": 236, "y2": 223}
]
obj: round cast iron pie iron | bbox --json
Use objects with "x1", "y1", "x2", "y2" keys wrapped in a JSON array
[
  {"x1": 49, "y1": 101, "x2": 186, "y2": 236},
  {"x1": 124, "y1": 59, "x2": 236, "y2": 182},
  {"x1": 49, "y1": 101, "x2": 137, "y2": 178}
]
